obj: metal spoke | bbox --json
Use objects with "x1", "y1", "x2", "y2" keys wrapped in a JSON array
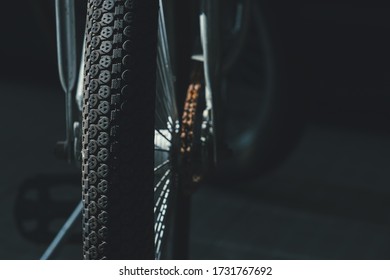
[
  {"x1": 155, "y1": 186, "x2": 170, "y2": 216},
  {"x1": 154, "y1": 169, "x2": 171, "y2": 192},
  {"x1": 153, "y1": 0, "x2": 179, "y2": 260},
  {"x1": 155, "y1": 129, "x2": 172, "y2": 144},
  {"x1": 156, "y1": 109, "x2": 173, "y2": 130},
  {"x1": 158, "y1": 77, "x2": 175, "y2": 121},
  {"x1": 156, "y1": 85, "x2": 172, "y2": 121},
  {"x1": 154, "y1": 159, "x2": 170, "y2": 172},
  {"x1": 154, "y1": 148, "x2": 170, "y2": 153}
]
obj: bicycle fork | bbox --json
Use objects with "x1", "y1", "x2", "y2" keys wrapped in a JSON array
[
  {"x1": 54, "y1": 0, "x2": 82, "y2": 164},
  {"x1": 40, "y1": 0, "x2": 81, "y2": 260}
]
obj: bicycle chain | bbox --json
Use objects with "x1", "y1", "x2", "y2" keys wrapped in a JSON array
[{"x1": 180, "y1": 82, "x2": 202, "y2": 159}]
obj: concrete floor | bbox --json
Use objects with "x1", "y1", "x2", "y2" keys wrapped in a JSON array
[
  {"x1": 1, "y1": 81, "x2": 390, "y2": 259},
  {"x1": 191, "y1": 125, "x2": 390, "y2": 259}
]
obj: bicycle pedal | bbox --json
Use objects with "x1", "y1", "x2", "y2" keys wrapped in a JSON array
[{"x1": 14, "y1": 174, "x2": 81, "y2": 244}]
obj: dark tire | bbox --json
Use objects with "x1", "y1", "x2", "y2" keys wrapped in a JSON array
[
  {"x1": 215, "y1": 0, "x2": 305, "y2": 180},
  {"x1": 81, "y1": 0, "x2": 158, "y2": 259}
]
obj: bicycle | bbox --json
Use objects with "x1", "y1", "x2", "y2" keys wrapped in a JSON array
[{"x1": 42, "y1": 0, "x2": 301, "y2": 259}]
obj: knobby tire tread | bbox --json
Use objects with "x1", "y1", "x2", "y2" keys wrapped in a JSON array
[{"x1": 81, "y1": 0, "x2": 158, "y2": 259}]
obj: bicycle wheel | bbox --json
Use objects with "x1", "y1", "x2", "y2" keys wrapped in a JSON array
[
  {"x1": 205, "y1": 0, "x2": 305, "y2": 179},
  {"x1": 81, "y1": 0, "x2": 179, "y2": 259}
]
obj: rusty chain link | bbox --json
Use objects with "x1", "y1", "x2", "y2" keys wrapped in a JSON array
[{"x1": 180, "y1": 82, "x2": 202, "y2": 157}]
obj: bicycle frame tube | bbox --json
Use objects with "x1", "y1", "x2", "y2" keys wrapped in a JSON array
[
  {"x1": 200, "y1": 0, "x2": 223, "y2": 165},
  {"x1": 55, "y1": 0, "x2": 77, "y2": 162}
]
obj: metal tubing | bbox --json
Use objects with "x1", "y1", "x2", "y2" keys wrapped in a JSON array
[
  {"x1": 200, "y1": 0, "x2": 223, "y2": 165},
  {"x1": 40, "y1": 201, "x2": 82, "y2": 260},
  {"x1": 55, "y1": 0, "x2": 77, "y2": 94},
  {"x1": 55, "y1": 0, "x2": 77, "y2": 161}
]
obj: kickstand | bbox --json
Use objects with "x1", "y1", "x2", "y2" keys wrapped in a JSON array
[{"x1": 40, "y1": 201, "x2": 82, "y2": 260}]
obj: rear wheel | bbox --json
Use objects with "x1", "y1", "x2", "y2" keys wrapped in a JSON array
[
  {"x1": 209, "y1": 0, "x2": 305, "y2": 180},
  {"x1": 81, "y1": 0, "x2": 179, "y2": 259}
]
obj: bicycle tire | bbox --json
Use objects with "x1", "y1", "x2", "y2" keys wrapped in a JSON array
[
  {"x1": 213, "y1": 0, "x2": 305, "y2": 180},
  {"x1": 81, "y1": 0, "x2": 160, "y2": 259}
]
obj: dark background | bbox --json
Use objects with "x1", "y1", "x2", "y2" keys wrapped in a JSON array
[{"x1": 1, "y1": 1, "x2": 390, "y2": 259}]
